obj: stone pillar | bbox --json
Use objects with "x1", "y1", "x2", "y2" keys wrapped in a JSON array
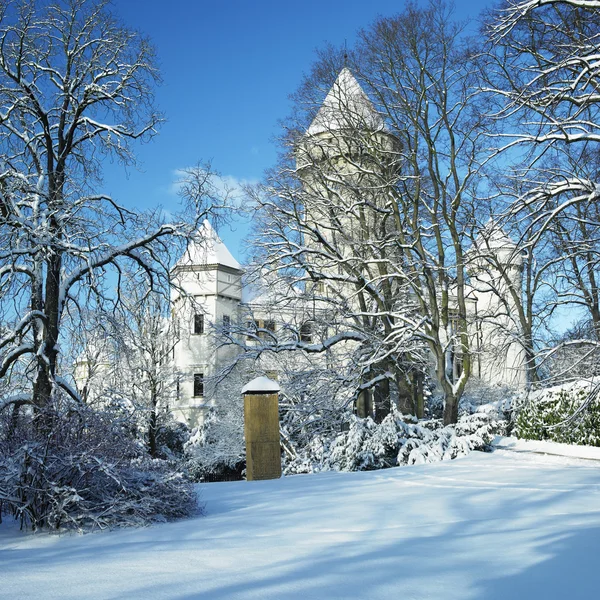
[{"x1": 242, "y1": 376, "x2": 281, "y2": 481}]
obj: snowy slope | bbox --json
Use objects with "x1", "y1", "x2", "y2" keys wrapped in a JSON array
[
  {"x1": 493, "y1": 435, "x2": 600, "y2": 460},
  {"x1": 1, "y1": 450, "x2": 599, "y2": 599}
]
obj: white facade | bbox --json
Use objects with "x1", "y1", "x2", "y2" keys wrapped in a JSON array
[
  {"x1": 467, "y1": 225, "x2": 528, "y2": 389},
  {"x1": 170, "y1": 69, "x2": 528, "y2": 426},
  {"x1": 169, "y1": 221, "x2": 527, "y2": 426},
  {"x1": 170, "y1": 221, "x2": 244, "y2": 428}
]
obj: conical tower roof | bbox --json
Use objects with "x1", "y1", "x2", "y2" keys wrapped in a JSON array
[
  {"x1": 475, "y1": 220, "x2": 518, "y2": 251},
  {"x1": 307, "y1": 68, "x2": 385, "y2": 136},
  {"x1": 176, "y1": 220, "x2": 241, "y2": 271},
  {"x1": 468, "y1": 219, "x2": 524, "y2": 271}
]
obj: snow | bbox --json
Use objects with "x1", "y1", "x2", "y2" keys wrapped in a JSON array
[
  {"x1": 493, "y1": 435, "x2": 600, "y2": 460},
  {"x1": 2, "y1": 450, "x2": 600, "y2": 599},
  {"x1": 241, "y1": 376, "x2": 281, "y2": 394},
  {"x1": 527, "y1": 377, "x2": 598, "y2": 400},
  {"x1": 307, "y1": 68, "x2": 385, "y2": 136},
  {"x1": 176, "y1": 220, "x2": 241, "y2": 271}
]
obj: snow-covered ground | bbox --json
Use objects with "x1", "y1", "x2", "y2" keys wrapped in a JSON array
[
  {"x1": 2, "y1": 449, "x2": 600, "y2": 599},
  {"x1": 493, "y1": 435, "x2": 600, "y2": 460}
]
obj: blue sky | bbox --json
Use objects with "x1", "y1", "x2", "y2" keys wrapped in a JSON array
[{"x1": 105, "y1": 0, "x2": 497, "y2": 261}]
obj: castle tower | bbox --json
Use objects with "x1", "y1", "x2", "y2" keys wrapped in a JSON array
[
  {"x1": 468, "y1": 223, "x2": 527, "y2": 388},
  {"x1": 295, "y1": 68, "x2": 405, "y2": 418},
  {"x1": 295, "y1": 68, "x2": 402, "y2": 289},
  {"x1": 296, "y1": 69, "x2": 401, "y2": 244},
  {"x1": 170, "y1": 220, "x2": 243, "y2": 427}
]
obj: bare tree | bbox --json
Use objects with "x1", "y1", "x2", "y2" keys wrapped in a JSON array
[
  {"x1": 249, "y1": 120, "x2": 428, "y2": 418},
  {"x1": 485, "y1": 0, "x2": 600, "y2": 346},
  {"x1": 357, "y1": 2, "x2": 496, "y2": 424},
  {"x1": 249, "y1": 2, "x2": 492, "y2": 424},
  {"x1": 0, "y1": 0, "x2": 227, "y2": 530},
  {"x1": 110, "y1": 282, "x2": 179, "y2": 458},
  {"x1": 0, "y1": 1, "x2": 219, "y2": 423}
]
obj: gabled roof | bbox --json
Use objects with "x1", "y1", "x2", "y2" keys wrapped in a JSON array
[
  {"x1": 307, "y1": 68, "x2": 386, "y2": 136},
  {"x1": 176, "y1": 220, "x2": 241, "y2": 271}
]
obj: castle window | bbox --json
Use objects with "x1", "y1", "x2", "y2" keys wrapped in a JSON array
[
  {"x1": 300, "y1": 322, "x2": 312, "y2": 343},
  {"x1": 222, "y1": 314, "x2": 231, "y2": 333},
  {"x1": 246, "y1": 320, "x2": 256, "y2": 341},
  {"x1": 193, "y1": 373, "x2": 204, "y2": 397},
  {"x1": 193, "y1": 313, "x2": 204, "y2": 335},
  {"x1": 250, "y1": 319, "x2": 277, "y2": 340}
]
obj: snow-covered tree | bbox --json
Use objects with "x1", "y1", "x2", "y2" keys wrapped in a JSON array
[
  {"x1": 108, "y1": 282, "x2": 180, "y2": 458},
  {"x1": 248, "y1": 2, "x2": 492, "y2": 424},
  {"x1": 486, "y1": 0, "x2": 600, "y2": 343},
  {"x1": 0, "y1": 0, "x2": 225, "y2": 529},
  {"x1": 0, "y1": 0, "x2": 224, "y2": 420}
]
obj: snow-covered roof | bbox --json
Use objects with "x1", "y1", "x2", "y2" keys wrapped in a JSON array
[
  {"x1": 176, "y1": 220, "x2": 241, "y2": 271},
  {"x1": 245, "y1": 284, "x2": 302, "y2": 306},
  {"x1": 475, "y1": 221, "x2": 517, "y2": 251},
  {"x1": 307, "y1": 68, "x2": 386, "y2": 136},
  {"x1": 243, "y1": 270, "x2": 303, "y2": 306}
]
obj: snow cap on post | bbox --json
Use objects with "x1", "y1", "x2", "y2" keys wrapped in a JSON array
[{"x1": 242, "y1": 376, "x2": 281, "y2": 395}]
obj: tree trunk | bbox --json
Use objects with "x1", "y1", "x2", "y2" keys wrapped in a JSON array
[
  {"x1": 373, "y1": 378, "x2": 391, "y2": 423},
  {"x1": 443, "y1": 393, "x2": 459, "y2": 426},
  {"x1": 148, "y1": 385, "x2": 159, "y2": 457},
  {"x1": 396, "y1": 375, "x2": 415, "y2": 416},
  {"x1": 355, "y1": 389, "x2": 373, "y2": 419},
  {"x1": 413, "y1": 372, "x2": 424, "y2": 419}
]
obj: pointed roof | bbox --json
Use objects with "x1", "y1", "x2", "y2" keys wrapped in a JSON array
[
  {"x1": 475, "y1": 220, "x2": 518, "y2": 251},
  {"x1": 307, "y1": 68, "x2": 386, "y2": 136},
  {"x1": 176, "y1": 220, "x2": 241, "y2": 271}
]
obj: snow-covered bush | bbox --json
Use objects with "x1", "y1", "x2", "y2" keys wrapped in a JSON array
[
  {"x1": 457, "y1": 378, "x2": 515, "y2": 418},
  {"x1": 0, "y1": 403, "x2": 197, "y2": 531},
  {"x1": 184, "y1": 362, "x2": 353, "y2": 481},
  {"x1": 514, "y1": 382, "x2": 600, "y2": 446},
  {"x1": 184, "y1": 408, "x2": 245, "y2": 482},
  {"x1": 156, "y1": 419, "x2": 190, "y2": 460},
  {"x1": 283, "y1": 409, "x2": 503, "y2": 475},
  {"x1": 183, "y1": 364, "x2": 248, "y2": 482},
  {"x1": 278, "y1": 368, "x2": 354, "y2": 461}
]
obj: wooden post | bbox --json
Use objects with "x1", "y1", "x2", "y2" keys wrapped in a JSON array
[{"x1": 242, "y1": 377, "x2": 281, "y2": 481}]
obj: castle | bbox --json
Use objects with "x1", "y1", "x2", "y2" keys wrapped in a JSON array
[{"x1": 169, "y1": 68, "x2": 527, "y2": 427}]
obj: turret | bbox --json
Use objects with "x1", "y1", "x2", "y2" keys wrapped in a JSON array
[
  {"x1": 170, "y1": 220, "x2": 244, "y2": 427},
  {"x1": 468, "y1": 222, "x2": 527, "y2": 388},
  {"x1": 171, "y1": 219, "x2": 243, "y2": 303},
  {"x1": 468, "y1": 222, "x2": 524, "y2": 304},
  {"x1": 294, "y1": 68, "x2": 402, "y2": 261},
  {"x1": 296, "y1": 68, "x2": 401, "y2": 175},
  {"x1": 294, "y1": 68, "x2": 403, "y2": 418}
]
